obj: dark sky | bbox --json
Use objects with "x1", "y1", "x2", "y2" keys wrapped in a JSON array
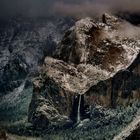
[{"x1": 0, "y1": 0, "x2": 139, "y2": 18}]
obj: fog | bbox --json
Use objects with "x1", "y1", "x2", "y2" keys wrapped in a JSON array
[
  {"x1": 0, "y1": 0, "x2": 140, "y2": 18},
  {"x1": 53, "y1": 0, "x2": 140, "y2": 17}
]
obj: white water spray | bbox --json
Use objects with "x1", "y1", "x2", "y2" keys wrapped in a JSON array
[{"x1": 77, "y1": 94, "x2": 82, "y2": 123}]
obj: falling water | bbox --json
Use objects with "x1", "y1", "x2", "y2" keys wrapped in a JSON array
[{"x1": 77, "y1": 94, "x2": 82, "y2": 123}]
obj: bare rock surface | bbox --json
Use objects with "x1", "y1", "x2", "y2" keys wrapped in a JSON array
[{"x1": 28, "y1": 14, "x2": 140, "y2": 128}]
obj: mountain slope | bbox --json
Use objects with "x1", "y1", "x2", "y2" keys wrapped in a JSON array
[{"x1": 28, "y1": 14, "x2": 140, "y2": 134}]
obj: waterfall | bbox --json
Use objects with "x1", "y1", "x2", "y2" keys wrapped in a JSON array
[{"x1": 77, "y1": 94, "x2": 82, "y2": 123}]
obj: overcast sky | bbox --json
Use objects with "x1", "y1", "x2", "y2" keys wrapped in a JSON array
[{"x1": 0, "y1": 0, "x2": 139, "y2": 18}]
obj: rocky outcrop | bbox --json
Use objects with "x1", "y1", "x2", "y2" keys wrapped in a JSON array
[
  {"x1": 28, "y1": 57, "x2": 89, "y2": 127},
  {"x1": 28, "y1": 14, "x2": 140, "y2": 128},
  {"x1": 85, "y1": 47, "x2": 140, "y2": 108}
]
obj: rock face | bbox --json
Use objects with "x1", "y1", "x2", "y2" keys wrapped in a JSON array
[
  {"x1": 85, "y1": 50, "x2": 140, "y2": 108},
  {"x1": 28, "y1": 14, "x2": 140, "y2": 128}
]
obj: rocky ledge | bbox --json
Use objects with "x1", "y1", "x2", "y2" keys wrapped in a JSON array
[{"x1": 28, "y1": 14, "x2": 140, "y2": 128}]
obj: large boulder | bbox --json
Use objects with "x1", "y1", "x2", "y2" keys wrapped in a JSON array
[{"x1": 28, "y1": 14, "x2": 140, "y2": 128}]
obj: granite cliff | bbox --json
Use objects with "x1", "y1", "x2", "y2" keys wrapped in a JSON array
[{"x1": 28, "y1": 14, "x2": 140, "y2": 129}]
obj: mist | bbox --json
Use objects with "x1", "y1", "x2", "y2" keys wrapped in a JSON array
[
  {"x1": 0, "y1": 0, "x2": 54, "y2": 18},
  {"x1": 0, "y1": 0, "x2": 140, "y2": 18},
  {"x1": 53, "y1": 0, "x2": 140, "y2": 17}
]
